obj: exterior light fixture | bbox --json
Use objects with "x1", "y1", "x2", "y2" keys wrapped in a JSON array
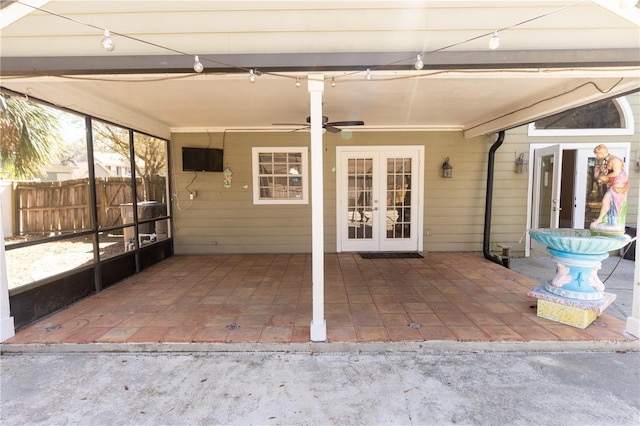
[
  {"x1": 365, "y1": 69, "x2": 372, "y2": 80},
  {"x1": 296, "y1": 77, "x2": 301, "y2": 88},
  {"x1": 248, "y1": 69, "x2": 262, "y2": 83},
  {"x1": 415, "y1": 54, "x2": 424, "y2": 70},
  {"x1": 101, "y1": 29, "x2": 115, "y2": 51},
  {"x1": 515, "y1": 153, "x2": 529, "y2": 174},
  {"x1": 331, "y1": 77, "x2": 336, "y2": 87},
  {"x1": 489, "y1": 31, "x2": 500, "y2": 50},
  {"x1": 442, "y1": 157, "x2": 453, "y2": 178},
  {"x1": 193, "y1": 56, "x2": 204, "y2": 73}
]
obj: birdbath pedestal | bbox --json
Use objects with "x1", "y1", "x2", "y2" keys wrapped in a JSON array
[{"x1": 527, "y1": 228, "x2": 632, "y2": 329}]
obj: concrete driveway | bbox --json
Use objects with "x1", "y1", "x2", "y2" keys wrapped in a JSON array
[{"x1": 1, "y1": 350, "x2": 638, "y2": 425}]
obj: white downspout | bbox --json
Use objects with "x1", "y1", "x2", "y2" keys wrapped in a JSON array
[
  {"x1": 0, "y1": 199, "x2": 15, "y2": 342},
  {"x1": 308, "y1": 74, "x2": 327, "y2": 342},
  {"x1": 624, "y1": 185, "x2": 640, "y2": 337}
]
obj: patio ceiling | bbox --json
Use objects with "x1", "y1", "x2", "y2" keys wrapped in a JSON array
[{"x1": 1, "y1": 0, "x2": 639, "y2": 139}]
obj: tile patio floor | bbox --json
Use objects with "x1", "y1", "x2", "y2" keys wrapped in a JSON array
[{"x1": 4, "y1": 252, "x2": 637, "y2": 346}]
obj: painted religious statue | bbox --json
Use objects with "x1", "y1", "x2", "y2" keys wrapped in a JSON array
[{"x1": 589, "y1": 144, "x2": 630, "y2": 236}]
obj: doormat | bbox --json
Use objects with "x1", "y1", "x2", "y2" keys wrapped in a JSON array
[{"x1": 359, "y1": 252, "x2": 423, "y2": 259}]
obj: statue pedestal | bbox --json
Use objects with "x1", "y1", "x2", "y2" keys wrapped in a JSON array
[
  {"x1": 526, "y1": 229, "x2": 632, "y2": 329},
  {"x1": 528, "y1": 285, "x2": 616, "y2": 329},
  {"x1": 541, "y1": 248, "x2": 610, "y2": 300}
]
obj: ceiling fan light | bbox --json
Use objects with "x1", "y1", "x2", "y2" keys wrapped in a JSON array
[
  {"x1": 101, "y1": 29, "x2": 115, "y2": 51},
  {"x1": 249, "y1": 69, "x2": 257, "y2": 83},
  {"x1": 365, "y1": 69, "x2": 372, "y2": 80},
  {"x1": 414, "y1": 55, "x2": 424, "y2": 70},
  {"x1": 489, "y1": 31, "x2": 500, "y2": 50},
  {"x1": 193, "y1": 55, "x2": 204, "y2": 73}
]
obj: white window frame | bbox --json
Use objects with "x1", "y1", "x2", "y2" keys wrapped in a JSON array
[
  {"x1": 528, "y1": 96, "x2": 634, "y2": 137},
  {"x1": 252, "y1": 147, "x2": 309, "y2": 205}
]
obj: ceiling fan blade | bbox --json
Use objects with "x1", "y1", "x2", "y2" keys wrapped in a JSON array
[
  {"x1": 276, "y1": 117, "x2": 363, "y2": 133},
  {"x1": 327, "y1": 121, "x2": 364, "y2": 127},
  {"x1": 324, "y1": 124, "x2": 341, "y2": 133}
]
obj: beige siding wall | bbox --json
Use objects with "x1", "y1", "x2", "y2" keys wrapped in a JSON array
[
  {"x1": 172, "y1": 94, "x2": 638, "y2": 256},
  {"x1": 171, "y1": 130, "x2": 489, "y2": 254},
  {"x1": 171, "y1": 132, "x2": 313, "y2": 254}
]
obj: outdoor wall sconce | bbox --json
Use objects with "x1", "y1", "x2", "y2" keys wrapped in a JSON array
[
  {"x1": 515, "y1": 153, "x2": 529, "y2": 174},
  {"x1": 442, "y1": 157, "x2": 453, "y2": 178}
]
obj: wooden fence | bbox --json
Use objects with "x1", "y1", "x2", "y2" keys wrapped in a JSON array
[{"x1": 11, "y1": 176, "x2": 167, "y2": 235}]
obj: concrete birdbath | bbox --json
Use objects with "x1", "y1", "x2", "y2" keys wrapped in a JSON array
[{"x1": 527, "y1": 228, "x2": 633, "y2": 328}]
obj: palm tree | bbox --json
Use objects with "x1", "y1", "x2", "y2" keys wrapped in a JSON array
[{"x1": 0, "y1": 94, "x2": 62, "y2": 179}]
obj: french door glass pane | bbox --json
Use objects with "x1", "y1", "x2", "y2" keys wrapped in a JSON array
[
  {"x1": 585, "y1": 155, "x2": 607, "y2": 228},
  {"x1": 537, "y1": 154, "x2": 553, "y2": 228},
  {"x1": 347, "y1": 158, "x2": 373, "y2": 240},
  {"x1": 386, "y1": 157, "x2": 411, "y2": 239}
]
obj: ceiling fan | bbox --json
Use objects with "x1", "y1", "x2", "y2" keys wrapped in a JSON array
[{"x1": 273, "y1": 116, "x2": 364, "y2": 133}]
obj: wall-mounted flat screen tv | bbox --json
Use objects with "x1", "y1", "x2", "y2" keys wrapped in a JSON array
[{"x1": 182, "y1": 147, "x2": 224, "y2": 172}]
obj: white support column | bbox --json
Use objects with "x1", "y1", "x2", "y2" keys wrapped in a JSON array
[
  {"x1": 308, "y1": 73, "x2": 327, "y2": 342},
  {"x1": 0, "y1": 199, "x2": 15, "y2": 342},
  {"x1": 625, "y1": 185, "x2": 640, "y2": 337}
]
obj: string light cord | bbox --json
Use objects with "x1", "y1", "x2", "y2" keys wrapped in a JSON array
[
  {"x1": 1, "y1": 73, "x2": 632, "y2": 137},
  {"x1": 327, "y1": 67, "x2": 640, "y2": 83},
  {"x1": 13, "y1": 0, "x2": 245, "y2": 72},
  {"x1": 4, "y1": 65, "x2": 637, "y2": 88},
  {"x1": 53, "y1": 74, "x2": 202, "y2": 83},
  {"x1": 13, "y1": 0, "x2": 594, "y2": 83},
  {"x1": 602, "y1": 236, "x2": 637, "y2": 284},
  {"x1": 465, "y1": 77, "x2": 627, "y2": 133},
  {"x1": 332, "y1": 0, "x2": 590, "y2": 80}
]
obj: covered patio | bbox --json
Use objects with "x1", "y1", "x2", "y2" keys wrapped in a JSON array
[
  {"x1": 1, "y1": 1, "x2": 639, "y2": 345},
  {"x1": 4, "y1": 252, "x2": 635, "y2": 348}
]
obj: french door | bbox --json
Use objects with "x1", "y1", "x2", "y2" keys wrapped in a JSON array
[
  {"x1": 528, "y1": 143, "x2": 629, "y2": 255},
  {"x1": 530, "y1": 145, "x2": 561, "y2": 255},
  {"x1": 337, "y1": 146, "x2": 423, "y2": 252},
  {"x1": 532, "y1": 145, "x2": 562, "y2": 230}
]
